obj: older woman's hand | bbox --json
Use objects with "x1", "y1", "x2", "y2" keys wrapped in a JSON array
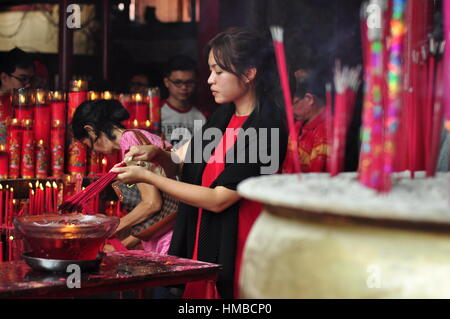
[
  {"x1": 124, "y1": 145, "x2": 160, "y2": 163},
  {"x1": 111, "y1": 165, "x2": 151, "y2": 185}
]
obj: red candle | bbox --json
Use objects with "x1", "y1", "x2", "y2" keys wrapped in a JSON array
[
  {"x1": 88, "y1": 150, "x2": 102, "y2": 176},
  {"x1": 106, "y1": 151, "x2": 120, "y2": 171},
  {"x1": 39, "y1": 183, "x2": 44, "y2": 214},
  {"x1": 133, "y1": 93, "x2": 149, "y2": 128},
  {"x1": 33, "y1": 89, "x2": 51, "y2": 143},
  {"x1": 120, "y1": 94, "x2": 134, "y2": 128},
  {"x1": 28, "y1": 182, "x2": 34, "y2": 215},
  {"x1": 36, "y1": 139, "x2": 48, "y2": 179},
  {"x1": 4, "y1": 185, "x2": 9, "y2": 227},
  {"x1": 13, "y1": 88, "x2": 33, "y2": 122},
  {"x1": 50, "y1": 91, "x2": 66, "y2": 124},
  {"x1": 101, "y1": 157, "x2": 107, "y2": 175},
  {"x1": 68, "y1": 139, "x2": 87, "y2": 176},
  {"x1": 45, "y1": 181, "x2": 52, "y2": 213},
  {"x1": 21, "y1": 119, "x2": 35, "y2": 179},
  {"x1": 67, "y1": 79, "x2": 88, "y2": 124},
  {"x1": 7, "y1": 118, "x2": 22, "y2": 179},
  {"x1": 8, "y1": 188, "x2": 13, "y2": 227},
  {"x1": 0, "y1": 145, "x2": 8, "y2": 179},
  {"x1": 0, "y1": 184, "x2": 3, "y2": 228},
  {"x1": 0, "y1": 91, "x2": 12, "y2": 146},
  {"x1": 52, "y1": 181, "x2": 58, "y2": 213},
  {"x1": 148, "y1": 87, "x2": 161, "y2": 134},
  {"x1": 51, "y1": 120, "x2": 65, "y2": 178}
]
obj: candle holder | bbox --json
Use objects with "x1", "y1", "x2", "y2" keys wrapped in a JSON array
[
  {"x1": 12, "y1": 88, "x2": 32, "y2": 122},
  {"x1": 32, "y1": 89, "x2": 51, "y2": 145},
  {"x1": 50, "y1": 91, "x2": 66, "y2": 128},
  {"x1": 67, "y1": 77, "x2": 88, "y2": 124}
]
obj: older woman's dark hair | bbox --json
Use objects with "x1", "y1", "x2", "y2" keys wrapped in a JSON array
[
  {"x1": 71, "y1": 99, "x2": 129, "y2": 141},
  {"x1": 205, "y1": 27, "x2": 283, "y2": 109}
]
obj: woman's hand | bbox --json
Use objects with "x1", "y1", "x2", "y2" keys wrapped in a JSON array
[
  {"x1": 111, "y1": 165, "x2": 152, "y2": 184},
  {"x1": 124, "y1": 145, "x2": 160, "y2": 162}
]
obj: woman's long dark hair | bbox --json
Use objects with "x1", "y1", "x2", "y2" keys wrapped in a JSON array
[
  {"x1": 205, "y1": 27, "x2": 284, "y2": 112},
  {"x1": 71, "y1": 99, "x2": 129, "y2": 141}
]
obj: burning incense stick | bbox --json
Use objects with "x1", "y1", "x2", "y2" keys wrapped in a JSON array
[
  {"x1": 270, "y1": 26, "x2": 301, "y2": 175},
  {"x1": 59, "y1": 162, "x2": 127, "y2": 213}
]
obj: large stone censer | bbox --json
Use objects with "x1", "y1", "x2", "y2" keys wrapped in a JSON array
[{"x1": 237, "y1": 172, "x2": 450, "y2": 298}]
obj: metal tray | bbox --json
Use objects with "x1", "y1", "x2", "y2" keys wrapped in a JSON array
[{"x1": 22, "y1": 252, "x2": 104, "y2": 273}]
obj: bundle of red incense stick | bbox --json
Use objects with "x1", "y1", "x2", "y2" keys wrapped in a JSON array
[{"x1": 59, "y1": 162, "x2": 126, "y2": 213}]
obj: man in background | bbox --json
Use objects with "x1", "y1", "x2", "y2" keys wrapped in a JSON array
[
  {"x1": 290, "y1": 70, "x2": 330, "y2": 173},
  {"x1": 0, "y1": 47, "x2": 35, "y2": 91},
  {"x1": 161, "y1": 55, "x2": 205, "y2": 147}
]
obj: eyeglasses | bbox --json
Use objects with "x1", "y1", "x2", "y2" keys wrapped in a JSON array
[
  {"x1": 8, "y1": 73, "x2": 34, "y2": 85},
  {"x1": 168, "y1": 78, "x2": 196, "y2": 88}
]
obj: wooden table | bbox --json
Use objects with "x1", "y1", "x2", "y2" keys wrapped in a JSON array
[{"x1": 0, "y1": 251, "x2": 221, "y2": 298}]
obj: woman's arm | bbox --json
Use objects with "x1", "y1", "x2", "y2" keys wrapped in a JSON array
[
  {"x1": 124, "y1": 141, "x2": 190, "y2": 178},
  {"x1": 112, "y1": 165, "x2": 242, "y2": 213},
  {"x1": 114, "y1": 183, "x2": 162, "y2": 234}
]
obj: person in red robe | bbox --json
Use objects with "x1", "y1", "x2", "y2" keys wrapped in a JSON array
[
  {"x1": 112, "y1": 27, "x2": 288, "y2": 299},
  {"x1": 289, "y1": 71, "x2": 330, "y2": 173}
]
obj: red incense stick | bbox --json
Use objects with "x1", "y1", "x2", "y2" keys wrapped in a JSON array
[
  {"x1": 59, "y1": 162, "x2": 127, "y2": 213},
  {"x1": 270, "y1": 26, "x2": 301, "y2": 175}
]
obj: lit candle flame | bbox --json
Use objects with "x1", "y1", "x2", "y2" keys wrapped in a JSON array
[
  {"x1": 9, "y1": 236, "x2": 13, "y2": 241},
  {"x1": 52, "y1": 181, "x2": 58, "y2": 189},
  {"x1": 145, "y1": 120, "x2": 151, "y2": 127},
  {"x1": 39, "y1": 183, "x2": 44, "y2": 191},
  {"x1": 103, "y1": 91, "x2": 112, "y2": 100},
  {"x1": 19, "y1": 94, "x2": 26, "y2": 104},
  {"x1": 0, "y1": 184, "x2": 3, "y2": 190},
  {"x1": 77, "y1": 80, "x2": 82, "y2": 89},
  {"x1": 55, "y1": 120, "x2": 61, "y2": 126},
  {"x1": 28, "y1": 182, "x2": 33, "y2": 189},
  {"x1": 12, "y1": 199, "x2": 16, "y2": 205},
  {"x1": 38, "y1": 140, "x2": 44, "y2": 146},
  {"x1": 46, "y1": 181, "x2": 51, "y2": 188},
  {"x1": 133, "y1": 119, "x2": 138, "y2": 127},
  {"x1": 102, "y1": 158, "x2": 107, "y2": 165},
  {"x1": 11, "y1": 118, "x2": 18, "y2": 125},
  {"x1": 36, "y1": 91, "x2": 45, "y2": 104},
  {"x1": 135, "y1": 94, "x2": 142, "y2": 102},
  {"x1": 0, "y1": 145, "x2": 5, "y2": 151}
]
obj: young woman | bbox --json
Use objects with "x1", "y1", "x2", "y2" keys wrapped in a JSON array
[
  {"x1": 112, "y1": 27, "x2": 289, "y2": 299},
  {"x1": 71, "y1": 99, "x2": 172, "y2": 253}
]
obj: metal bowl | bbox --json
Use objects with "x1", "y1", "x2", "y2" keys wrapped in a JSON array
[
  {"x1": 22, "y1": 252, "x2": 104, "y2": 273},
  {"x1": 14, "y1": 214, "x2": 119, "y2": 260}
]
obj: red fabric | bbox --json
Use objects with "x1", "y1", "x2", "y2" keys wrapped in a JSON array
[
  {"x1": 183, "y1": 114, "x2": 261, "y2": 299},
  {"x1": 295, "y1": 111, "x2": 330, "y2": 173}
]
